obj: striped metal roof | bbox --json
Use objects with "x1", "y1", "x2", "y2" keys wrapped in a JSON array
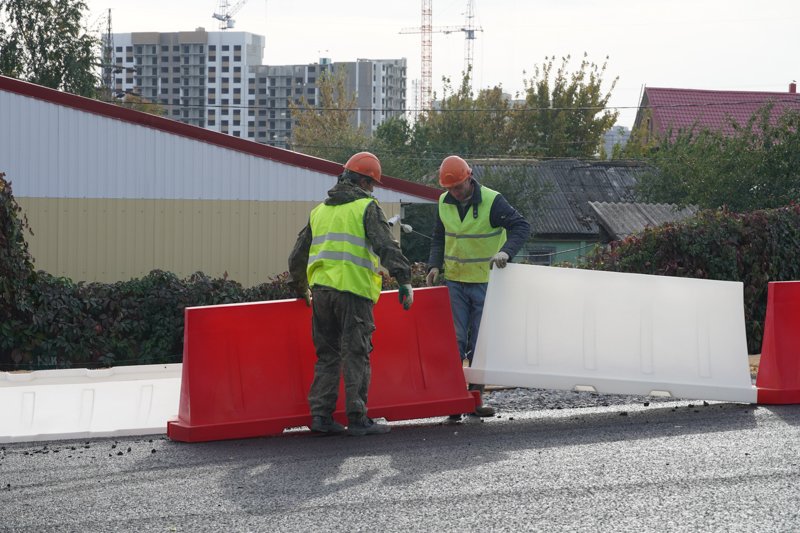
[
  {"x1": 0, "y1": 75, "x2": 439, "y2": 203},
  {"x1": 470, "y1": 159, "x2": 646, "y2": 237},
  {"x1": 588, "y1": 201, "x2": 699, "y2": 240}
]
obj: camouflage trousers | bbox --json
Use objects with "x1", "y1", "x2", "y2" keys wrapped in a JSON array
[{"x1": 308, "y1": 288, "x2": 376, "y2": 423}]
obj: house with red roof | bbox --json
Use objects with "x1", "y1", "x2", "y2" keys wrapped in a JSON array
[{"x1": 632, "y1": 83, "x2": 800, "y2": 144}]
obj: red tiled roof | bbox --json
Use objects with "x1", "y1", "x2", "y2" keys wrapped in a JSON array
[{"x1": 643, "y1": 87, "x2": 800, "y2": 137}]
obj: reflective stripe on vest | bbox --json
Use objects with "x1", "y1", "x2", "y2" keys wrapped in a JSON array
[
  {"x1": 308, "y1": 197, "x2": 382, "y2": 302},
  {"x1": 439, "y1": 186, "x2": 506, "y2": 283}
]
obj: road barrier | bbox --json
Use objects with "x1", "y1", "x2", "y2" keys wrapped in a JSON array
[
  {"x1": 167, "y1": 286, "x2": 479, "y2": 442},
  {"x1": 756, "y1": 281, "x2": 800, "y2": 404},
  {"x1": 0, "y1": 364, "x2": 181, "y2": 443},
  {"x1": 464, "y1": 264, "x2": 757, "y2": 403}
]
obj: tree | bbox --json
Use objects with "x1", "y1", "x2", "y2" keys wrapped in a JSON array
[
  {"x1": 507, "y1": 54, "x2": 619, "y2": 157},
  {"x1": 289, "y1": 68, "x2": 369, "y2": 164},
  {"x1": 415, "y1": 69, "x2": 513, "y2": 159},
  {"x1": 0, "y1": 0, "x2": 98, "y2": 97},
  {"x1": 636, "y1": 105, "x2": 800, "y2": 211},
  {"x1": 116, "y1": 93, "x2": 167, "y2": 117}
]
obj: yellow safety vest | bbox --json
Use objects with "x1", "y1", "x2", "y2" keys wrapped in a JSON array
[
  {"x1": 440, "y1": 186, "x2": 506, "y2": 283},
  {"x1": 308, "y1": 197, "x2": 382, "y2": 302}
]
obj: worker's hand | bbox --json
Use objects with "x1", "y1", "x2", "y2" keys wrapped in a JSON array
[
  {"x1": 399, "y1": 284, "x2": 414, "y2": 310},
  {"x1": 299, "y1": 288, "x2": 312, "y2": 307},
  {"x1": 489, "y1": 251, "x2": 509, "y2": 269},
  {"x1": 425, "y1": 267, "x2": 439, "y2": 287}
]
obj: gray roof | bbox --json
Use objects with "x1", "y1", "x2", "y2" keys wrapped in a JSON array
[
  {"x1": 589, "y1": 201, "x2": 698, "y2": 240},
  {"x1": 470, "y1": 159, "x2": 647, "y2": 237}
]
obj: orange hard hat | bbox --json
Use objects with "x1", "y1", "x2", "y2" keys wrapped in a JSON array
[
  {"x1": 344, "y1": 152, "x2": 382, "y2": 184},
  {"x1": 438, "y1": 155, "x2": 471, "y2": 187}
]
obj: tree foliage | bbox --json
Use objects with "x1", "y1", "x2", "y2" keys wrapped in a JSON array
[
  {"x1": 0, "y1": 0, "x2": 98, "y2": 97},
  {"x1": 289, "y1": 67, "x2": 370, "y2": 164},
  {"x1": 635, "y1": 105, "x2": 800, "y2": 212},
  {"x1": 507, "y1": 54, "x2": 619, "y2": 157},
  {"x1": 287, "y1": 54, "x2": 620, "y2": 181}
]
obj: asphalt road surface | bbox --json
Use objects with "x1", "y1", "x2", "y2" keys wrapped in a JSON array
[{"x1": 1, "y1": 398, "x2": 799, "y2": 532}]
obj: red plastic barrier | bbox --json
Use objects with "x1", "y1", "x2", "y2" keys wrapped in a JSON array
[
  {"x1": 167, "y1": 287, "x2": 480, "y2": 442},
  {"x1": 756, "y1": 281, "x2": 800, "y2": 404}
]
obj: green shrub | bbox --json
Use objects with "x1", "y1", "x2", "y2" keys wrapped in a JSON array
[{"x1": 585, "y1": 205, "x2": 800, "y2": 353}]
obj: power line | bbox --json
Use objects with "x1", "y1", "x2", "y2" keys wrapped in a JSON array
[{"x1": 112, "y1": 97, "x2": 800, "y2": 114}]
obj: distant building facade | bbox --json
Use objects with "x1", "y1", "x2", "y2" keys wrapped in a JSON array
[{"x1": 108, "y1": 29, "x2": 406, "y2": 147}]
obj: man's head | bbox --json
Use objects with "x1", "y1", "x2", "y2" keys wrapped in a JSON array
[
  {"x1": 343, "y1": 152, "x2": 382, "y2": 193},
  {"x1": 439, "y1": 155, "x2": 473, "y2": 202}
]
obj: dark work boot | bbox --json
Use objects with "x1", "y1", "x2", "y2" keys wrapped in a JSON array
[
  {"x1": 468, "y1": 383, "x2": 496, "y2": 417},
  {"x1": 310, "y1": 416, "x2": 346, "y2": 435},
  {"x1": 347, "y1": 417, "x2": 391, "y2": 436}
]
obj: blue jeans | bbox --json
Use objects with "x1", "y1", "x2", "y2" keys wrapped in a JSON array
[{"x1": 446, "y1": 280, "x2": 487, "y2": 365}]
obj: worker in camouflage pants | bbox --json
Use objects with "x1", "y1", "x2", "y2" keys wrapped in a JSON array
[{"x1": 288, "y1": 152, "x2": 413, "y2": 437}]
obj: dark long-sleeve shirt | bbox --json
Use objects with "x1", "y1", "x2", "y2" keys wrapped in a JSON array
[
  {"x1": 427, "y1": 179, "x2": 531, "y2": 271},
  {"x1": 288, "y1": 179, "x2": 411, "y2": 295}
]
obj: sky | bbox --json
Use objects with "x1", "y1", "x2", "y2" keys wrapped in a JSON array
[{"x1": 83, "y1": 0, "x2": 800, "y2": 128}]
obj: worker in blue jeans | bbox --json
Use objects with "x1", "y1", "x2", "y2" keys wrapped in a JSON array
[{"x1": 426, "y1": 155, "x2": 530, "y2": 420}]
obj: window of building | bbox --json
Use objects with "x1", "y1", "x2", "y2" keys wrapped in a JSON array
[
  {"x1": 222, "y1": 77, "x2": 229, "y2": 84},
  {"x1": 172, "y1": 98, "x2": 180, "y2": 104},
  {"x1": 161, "y1": 67, "x2": 168, "y2": 73},
  {"x1": 234, "y1": 56, "x2": 241, "y2": 62},
  {"x1": 233, "y1": 131, "x2": 240, "y2": 137},
  {"x1": 222, "y1": 45, "x2": 229, "y2": 51},
  {"x1": 116, "y1": 46, "x2": 123, "y2": 52},
  {"x1": 208, "y1": 98, "x2": 216, "y2": 105},
  {"x1": 172, "y1": 88, "x2": 180, "y2": 94},
  {"x1": 234, "y1": 77, "x2": 241, "y2": 83},
  {"x1": 173, "y1": 66, "x2": 180, "y2": 73},
  {"x1": 222, "y1": 55, "x2": 229, "y2": 62},
  {"x1": 529, "y1": 246, "x2": 556, "y2": 266},
  {"x1": 172, "y1": 77, "x2": 180, "y2": 83},
  {"x1": 234, "y1": 66, "x2": 241, "y2": 73},
  {"x1": 233, "y1": 98, "x2": 241, "y2": 104},
  {"x1": 233, "y1": 119, "x2": 240, "y2": 126}
]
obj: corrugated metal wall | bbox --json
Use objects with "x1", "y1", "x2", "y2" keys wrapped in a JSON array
[{"x1": 0, "y1": 89, "x2": 408, "y2": 286}]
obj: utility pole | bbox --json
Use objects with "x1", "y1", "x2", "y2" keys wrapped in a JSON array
[{"x1": 102, "y1": 9, "x2": 114, "y2": 101}]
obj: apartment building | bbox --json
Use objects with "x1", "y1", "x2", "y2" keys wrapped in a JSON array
[{"x1": 107, "y1": 29, "x2": 406, "y2": 146}]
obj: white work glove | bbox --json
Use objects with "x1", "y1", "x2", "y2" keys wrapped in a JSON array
[
  {"x1": 398, "y1": 284, "x2": 414, "y2": 310},
  {"x1": 425, "y1": 267, "x2": 439, "y2": 287},
  {"x1": 490, "y1": 251, "x2": 509, "y2": 269}
]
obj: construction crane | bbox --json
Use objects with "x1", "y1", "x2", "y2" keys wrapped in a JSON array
[
  {"x1": 400, "y1": 0, "x2": 483, "y2": 112},
  {"x1": 212, "y1": 0, "x2": 249, "y2": 30}
]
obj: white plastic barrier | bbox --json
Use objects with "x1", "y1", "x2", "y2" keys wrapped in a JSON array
[
  {"x1": 464, "y1": 264, "x2": 757, "y2": 403},
  {"x1": 0, "y1": 364, "x2": 181, "y2": 443}
]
